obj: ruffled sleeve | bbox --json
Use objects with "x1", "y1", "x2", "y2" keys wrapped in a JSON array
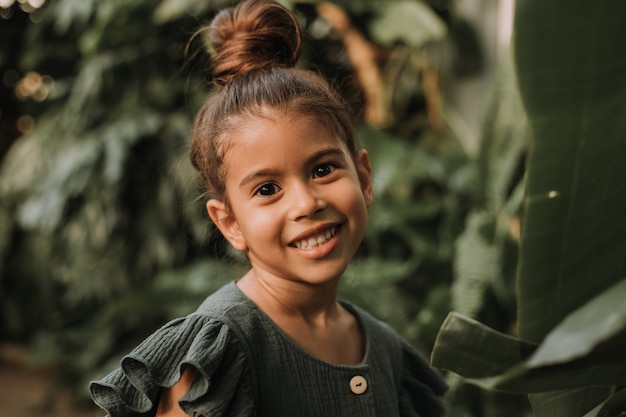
[
  {"x1": 398, "y1": 339, "x2": 448, "y2": 417},
  {"x1": 89, "y1": 314, "x2": 254, "y2": 417}
]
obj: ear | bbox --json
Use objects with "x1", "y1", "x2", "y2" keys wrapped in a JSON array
[
  {"x1": 206, "y1": 199, "x2": 248, "y2": 251},
  {"x1": 355, "y1": 149, "x2": 374, "y2": 207}
]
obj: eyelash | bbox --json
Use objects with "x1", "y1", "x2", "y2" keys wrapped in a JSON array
[{"x1": 252, "y1": 163, "x2": 339, "y2": 197}]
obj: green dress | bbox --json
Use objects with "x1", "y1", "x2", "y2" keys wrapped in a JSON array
[{"x1": 90, "y1": 282, "x2": 447, "y2": 416}]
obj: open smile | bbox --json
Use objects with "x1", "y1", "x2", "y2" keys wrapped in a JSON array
[{"x1": 290, "y1": 225, "x2": 340, "y2": 250}]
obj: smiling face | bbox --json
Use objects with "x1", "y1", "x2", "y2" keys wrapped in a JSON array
[{"x1": 206, "y1": 111, "x2": 373, "y2": 288}]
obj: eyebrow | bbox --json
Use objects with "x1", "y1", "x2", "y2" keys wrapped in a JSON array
[{"x1": 238, "y1": 147, "x2": 346, "y2": 189}]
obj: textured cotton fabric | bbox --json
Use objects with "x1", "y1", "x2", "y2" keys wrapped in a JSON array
[{"x1": 90, "y1": 282, "x2": 447, "y2": 417}]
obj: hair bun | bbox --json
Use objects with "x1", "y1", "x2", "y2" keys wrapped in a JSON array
[{"x1": 210, "y1": 0, "x2": 301, "y2": 86}]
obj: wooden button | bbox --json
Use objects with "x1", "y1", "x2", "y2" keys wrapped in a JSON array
[{"x1": 349, "y1": 375, "x2": 368, "y2": 394}]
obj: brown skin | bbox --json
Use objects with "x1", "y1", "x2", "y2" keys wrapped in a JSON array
[{"x1": 156, "y1": 367, "x2": 197, "y2": 417}]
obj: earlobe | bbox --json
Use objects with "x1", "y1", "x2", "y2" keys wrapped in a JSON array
[
  {"x1": 355, "y1": 149, "x2": 374, "y2": 207},
  {"x1": 206, "y1": 199, "x2": 248, "y2": 251}
]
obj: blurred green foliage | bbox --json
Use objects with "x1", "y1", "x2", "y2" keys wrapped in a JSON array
[{"x1": 0, "y1": 0, "x2": 528, "y2": 415}]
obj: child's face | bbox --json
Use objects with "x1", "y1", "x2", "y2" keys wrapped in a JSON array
[{"x1": 207, "y1": 113, "x2": 373, "y2": 288}]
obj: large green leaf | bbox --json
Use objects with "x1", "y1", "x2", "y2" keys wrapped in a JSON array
[
  {"x1": 582, "y1": 389, "x2": 626, "y2": 417},
  {"x1": 514, "y1": 0, "x2": 626, "y2": 344},
  {"x1": 525, "y1": 278, "x2": 626, "y2": 369},
  {"x1": 429, "y1": 0, "x2": 626, "y2": 414},
  {"x1": 431, "y1": 312, "x2": 537, "y2": 380},
  {"x1": 433, "y1": 279, "x2": 626, "y2": 393},
  {"x1": 513, "y1": 2, "x2": 626, "y2": 413},
  {"x1": 529, "y1": 389, "x2": 615, "y2": 417}
]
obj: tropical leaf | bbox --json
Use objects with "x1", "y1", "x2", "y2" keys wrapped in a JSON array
[
  {"x1": 432, "y1": 2, "x2": 626, "y2": 414},
  {"x1": 433, "y1": 279, "x2": 626, "y2": 394},
  {"x1": 513, "y1": 1, "x2": 626, "y2": 411},
  {"x1": 529, "y1": 389, "x2": 615, "y2": 417},
  {"x1": 514, "y1": 0, "x2": 626, "y2": 343},
  {"x1": 583, "y1": 389, "x2": 626, "y2": 417},
  {"x1": 431, "y1": 312, "x2": 536, "y2": 379},
  {"x1": 524, "y1": 278, "x2": 626, "y2": 369}
]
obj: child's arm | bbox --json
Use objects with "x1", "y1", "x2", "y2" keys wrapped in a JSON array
[{"x1": 156, "y1": 366, "x2": 198, "y2": 417}]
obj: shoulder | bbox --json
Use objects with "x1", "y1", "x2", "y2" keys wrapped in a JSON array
[
  {"x1": 195, "y1": 281, "x2": 249, "y2": 315},
  {"x1": 89, "y1": 282, "x2": 255, "y2": 417}
]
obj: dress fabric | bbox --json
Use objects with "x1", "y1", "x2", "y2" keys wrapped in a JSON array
[{"x1": 90, "y1": 282, "x2": 448, "y2": 417}]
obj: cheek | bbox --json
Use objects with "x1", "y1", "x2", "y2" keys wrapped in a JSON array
[
  {"x1": 237, "y1": 207, "x2": 282, "y2": 241},
  {"x1": 340, "y1": 181, "x2": 369, "y2": 223}
]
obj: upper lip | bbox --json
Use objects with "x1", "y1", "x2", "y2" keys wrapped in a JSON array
[{"x1": 288, "y1": 223, "x2": 340, "y2": 247}]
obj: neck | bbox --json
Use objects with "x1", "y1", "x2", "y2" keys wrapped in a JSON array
[
  {"x1": 236, "y1": 269, "x2": 341, "y2": 324},
  {"x1": 236, "y1": 268, "x2": 365, "y2": 365}
]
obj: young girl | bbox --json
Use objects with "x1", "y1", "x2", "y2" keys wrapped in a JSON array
[{"x1": 89, "y1": 0, "x2": 447, "y2": 416}]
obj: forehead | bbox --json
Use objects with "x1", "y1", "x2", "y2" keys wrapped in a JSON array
[
  {"x1": 221, "y1": 114, "x2": 350, "y2": 179},
  {"x1": 227, "y1": 112, "x2": 347, "y2": 152}
]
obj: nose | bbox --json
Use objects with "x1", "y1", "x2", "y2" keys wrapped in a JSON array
[{"x1": 288, "y1": 181, "x2": 327, "y2": 220}]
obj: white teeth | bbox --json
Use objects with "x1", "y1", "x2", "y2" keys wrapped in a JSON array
[{"x1": 294, "y1": 226, "x2": 336, "y2": 249}]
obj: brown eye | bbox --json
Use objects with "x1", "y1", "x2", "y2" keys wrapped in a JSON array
[
  {"x1": 256, "y1": 183, "x2": 280, "y2": 196},
  {"x1": 313, "y1": 164, "x2": 336, "y2": 178}
]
